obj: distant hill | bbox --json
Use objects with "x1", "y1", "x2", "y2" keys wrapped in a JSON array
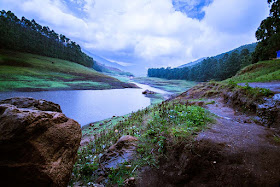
[
  {"x1": 94, "y1": 62, "x2": 134, "y2": 77},
  {"x1": 177, "y1": 57, "x2": 207, "y2": 68},
  {"x1": 212, "y1": 43, "x2": 257, "y2": 61},
  {"x1": 83, "y1": 50, "x2": 125, "y2": 70},
  {"x1": 148, "y1": 42, "x2": 258, "y2": 82},
  {"x1": 0, "y1": 50, "x2": 136, "y2": 92},
  {"x1": 177, "y1": 43, "x2": 257, "y2": 68},
  {"x1": 83, "y1": 50, "x2": 134, "y2": 76}
]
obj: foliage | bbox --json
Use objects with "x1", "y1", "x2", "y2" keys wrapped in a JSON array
[
  {"x1": 225, "y1": 59, "x2": 280, "y2": 83},
  {"x1": 252, "y1": 0, "x2": 280, "y2": 62},
  {"x1": 148, "y1": 45, "x2": 255, "y2": 82},
  {"x1": 70, "y1": 102, "x2": 213, "y2": 186},
  {"x1": 0, "y1": 10, "x2": 95, "y2": 68}
]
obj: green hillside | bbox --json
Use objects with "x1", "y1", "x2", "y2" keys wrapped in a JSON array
[
  {"x1": 148, "y1": 43, "x2": 256, "y2": 82},
  {"x1": 0, "y1": 50, "x2": 135, "y2": 92},
  {"x1": 225, "y1": 59, "x2": 280, "y2": 83}
]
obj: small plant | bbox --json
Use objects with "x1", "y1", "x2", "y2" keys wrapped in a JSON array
[
  {"x1": 107, "y1": 162, "x2": 134, "y2": 186},
  {"x1": 273, "y1": 134, "x2": 280, "y2": 143},
  {"x1": 227, "y1": 80, "x2": 237, "y2": 88},
  {"x1": 258, "y1": 88, "x2": 273, "y2": 97},
  {"x1": 244, "y1": 82, "x2": 251, "y2": 90},
  {"x1": 205, "y1": 100, "x2": 215, "y2": 105},
  {"x1": 80, "y1": 163, "x2": 98, "y2": 176}
]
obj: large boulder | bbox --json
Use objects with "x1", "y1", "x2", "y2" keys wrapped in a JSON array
[
  {"x1": 0, "y1": 97, "x2": 81, "y2": 186},
  {"x1": 0, "y1": 97, "x2": 62, "y2": 112}
]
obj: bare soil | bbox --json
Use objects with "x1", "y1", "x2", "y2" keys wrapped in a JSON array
[{"x1": 137, "y1": 97, "x2": 280, "y2": 186}]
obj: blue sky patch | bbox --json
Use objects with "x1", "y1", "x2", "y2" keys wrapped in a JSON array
[{"x1": 172, "y1": 0, "x2": 213, "y2": 20}]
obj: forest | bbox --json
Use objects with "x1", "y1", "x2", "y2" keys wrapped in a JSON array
[
  {"x1": 148, "y1": 48, "x2": 253, "y2": 82},
  {"x1": 0, "y1": 10, "x2": 94, "y2": 68}
]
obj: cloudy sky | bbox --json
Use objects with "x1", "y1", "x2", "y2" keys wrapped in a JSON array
[{"x1": 0, "y1": 0, "x2": 270, "y2": 75}]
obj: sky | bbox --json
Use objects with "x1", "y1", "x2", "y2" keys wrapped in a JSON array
[{"x1": 0, "y1": 0, "x2": 270, "y2": 75}]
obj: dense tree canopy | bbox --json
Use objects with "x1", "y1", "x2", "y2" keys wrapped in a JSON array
[
  {"x1": 148, "y1": 49, "x2": 252, "y2": 82},
  {"x1": 0, "y1": 10, "x2": 95, "y2": 67},
  {"x1": 253, "y1": 0, "x2": 280, "y2": 62}
]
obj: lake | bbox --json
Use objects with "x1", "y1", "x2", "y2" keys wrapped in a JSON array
[{"x1": 0, "y1": 83, "x2": 170, "y2": 126}]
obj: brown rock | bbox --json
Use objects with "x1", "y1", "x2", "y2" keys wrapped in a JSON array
[
  {"x1": 124, "y1": 177, "x2": 136, "y2": 187},
  {"x1": 142, "y1": 90, "x2": 156, "y2": 95},
  {"x1": 0, "y1": 97, "x2": 81, "y2": 186},
  {"x1": 0, "y1": 97, "x2": 62, "y2": 112},
  {"x1": 100, "y1": 135, "x2": 138, "y2": 169},
  {"x1": 96, "y1": 176, "x2": 105, "y2": 183}
]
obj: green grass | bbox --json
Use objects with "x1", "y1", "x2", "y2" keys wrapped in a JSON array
[
  {"x1": 133, "y1": 77, "x2": 197, "y2": 94},
  {"x1": 273, "y1": 134, "x2": 280, "y2": 143},
  {"x1": 0, "y1": 50, "x2": 130, "y2": 91},
  {"x1": 70, "y1": 101, "x2": 213, "y2": 186},
  {"x1": 225, "y1": 59, "x2": 280, "y2": 83}
]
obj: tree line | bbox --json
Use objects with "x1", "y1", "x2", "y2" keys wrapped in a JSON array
[
  {"x1": 148, "y1": 48, "x2": 252, "y2": 82},
  {"x1": 0, "y1": 10, "x2": 94, "y2": 67}
]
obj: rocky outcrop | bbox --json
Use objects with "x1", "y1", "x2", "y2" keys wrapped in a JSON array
[
  {"x1": 0, "y1": 97, "x2": 62, "y2": 112},
  {"x1": 100, "y1": 135, "x2": 138, "y2": 169},
  {"x1": 142, "y1": 90, "x2": 156, "y2": 95},
  {"x1": 256, "y1": 94, "x2": 280, "y2": 127},
  {"x1": 0, "y1": 97, "x2": 81, "y2": 186}
]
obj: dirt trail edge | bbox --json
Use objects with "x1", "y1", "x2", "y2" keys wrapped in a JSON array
[
  {"x1": 197, "y1": 98, "x2": 280, "y2": 185},
  {"x1": 138, "y1": 88, "x2": 280, "y2": 186}
]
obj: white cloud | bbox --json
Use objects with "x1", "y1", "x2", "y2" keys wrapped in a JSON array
[{"x1": 0, "y1": 0, "x2": 270, "y2": 74}]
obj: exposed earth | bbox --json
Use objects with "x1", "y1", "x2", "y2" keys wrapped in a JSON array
[{"x1": 137, "y1": 83, "x2": 280, "y2": 186}]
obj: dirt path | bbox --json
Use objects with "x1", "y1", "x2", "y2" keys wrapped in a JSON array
[
  {"x1": 238, "y1": 81, "x2": 280, "y2": 93},
  {"x1": 195, "y1": 98, "x2": 280, "y2": 185},
  {"x1": 138, "y1": 97, "x2": 280, "y2": 186}
]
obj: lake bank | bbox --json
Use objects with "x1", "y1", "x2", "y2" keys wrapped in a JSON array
[{"x1": 0, "y1": 82, "x2": 171, "y2": 126}]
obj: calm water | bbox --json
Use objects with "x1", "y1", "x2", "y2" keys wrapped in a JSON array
[{"x1": 0, "y1": 83, "x2": 169, "y2": 126}]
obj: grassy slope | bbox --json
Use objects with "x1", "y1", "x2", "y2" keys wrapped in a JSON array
[
  {"x1": 0, "y1": 50, "x2": 133, "y2": 92},
  {"x1": 225, "y1": 59, "x2": 280, "y2": 83},
  {"x1": 72, "y1": 101, "x2": 212, "y2": 186}
]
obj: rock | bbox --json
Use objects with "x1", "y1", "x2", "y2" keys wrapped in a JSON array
[
  {"x1": 96, "y1": 176, "x2": 106, "y2": 183},
  {"x1": 256, "y1": 96, "x2": 280, "y2": 127},
  {"x1": 0, "y1": 97, "x2": 81, "y2": 186},
  {"x1": 142, "y1": 90, "x2": 156, "y2": 95},
  {"x1": 93, "y1": 184, "x2": 105, "y2": 187},
  {"x1": 0, "y1": 97, "x2": 62, "y2": 112},
  {"x1": 100, "y1": 135, "x2": 138, "y2": 169},
  {"x1": 124, "y1": 177, "x2": 136, "y2": 187}
]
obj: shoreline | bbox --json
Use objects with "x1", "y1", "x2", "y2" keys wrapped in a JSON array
[{"x1": 0, "y1": 82, "x2": 139, "y2": 92}]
